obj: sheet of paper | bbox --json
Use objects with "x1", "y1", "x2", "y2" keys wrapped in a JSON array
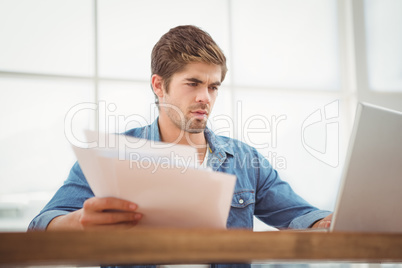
[
  {"x1": 84, "y1": 130, "x2": 200, "y2": 169},
  {"x1": 72, "y1": 133, "x2": 236, "y2": 229}
]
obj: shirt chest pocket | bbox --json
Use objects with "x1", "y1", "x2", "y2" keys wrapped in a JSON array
[
  {"x1": 231, "y1": 190, "x2": 255, "y2": 208},
  {"x1": 227, "y1": 190, "x2": 256, "y2": 228}
]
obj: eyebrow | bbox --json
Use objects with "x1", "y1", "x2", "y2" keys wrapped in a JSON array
[{"x1": 184, "y1": 78, "x2": 221, "y2": 87}]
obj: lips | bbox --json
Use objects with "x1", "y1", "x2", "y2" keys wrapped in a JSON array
[
  {"x1": 191, "y1": 110, "x2": 208, "y2": 119},
  {"x1": 193, "y1": 110, "x2": 208, "y2": 115}
]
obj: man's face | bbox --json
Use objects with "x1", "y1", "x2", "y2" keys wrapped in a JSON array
[{"x1": 160, "y1": 62, "x2": 221, "y2": 133}]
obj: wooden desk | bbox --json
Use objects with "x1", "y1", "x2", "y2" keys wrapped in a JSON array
[{"x1": 0, "y1": 229, "x2": 401, "y2": 266}]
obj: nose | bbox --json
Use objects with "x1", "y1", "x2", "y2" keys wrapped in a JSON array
[{"x1": 195, "y1": 86, "x2": 211, "y2": 103}]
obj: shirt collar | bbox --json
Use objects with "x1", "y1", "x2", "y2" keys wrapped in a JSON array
[
  {"x1": 203, "y1": 126, "x2": 234, "y2": 157},
  {"x1": 142, "y1": 118, "x2": 162, "y2": 142},
  {"x1": 146, "y1": 118, "x2": 234, "y2": 170}
]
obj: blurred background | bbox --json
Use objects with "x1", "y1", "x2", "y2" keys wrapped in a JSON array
[
  {"x1": 0, "y1": 0, "x2": 401, "y2": 244},
  {"x1": 1, "y1": 0, "x2": 402, "y2": 267}
]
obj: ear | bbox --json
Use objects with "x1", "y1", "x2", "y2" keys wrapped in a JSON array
[{"x1": 151, "y1": 74, "x2": 164, "y2": 100}]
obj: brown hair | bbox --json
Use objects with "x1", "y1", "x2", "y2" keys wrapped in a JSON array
[{"x1": 151, "y1": 25, "x2": 227, "y2": 105}]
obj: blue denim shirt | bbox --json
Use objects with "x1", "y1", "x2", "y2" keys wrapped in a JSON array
[{"x1": 29, "y1": 119, "x2": 331, "y2": 268}]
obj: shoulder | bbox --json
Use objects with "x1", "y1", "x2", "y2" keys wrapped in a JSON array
[
  {"x1": 209, "y1": 131, "x2": 261, "y2": 157},
  {"x1": 123, "y1": 124, "x2": 150, "y2": 138},
  {"x1": 209, "y1": 130, "x2": 273, "y2": 170},
  {"x1": 122, "y1": 119, "x2": 160, "y2": 141}
]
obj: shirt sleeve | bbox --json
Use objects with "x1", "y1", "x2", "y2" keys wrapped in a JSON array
[
  {"x1": 27, "y1": 162, "x2": 94, "y2": 231},
  {"x1": 253, "y1": 150, "x2": 332, "y2": 229}
]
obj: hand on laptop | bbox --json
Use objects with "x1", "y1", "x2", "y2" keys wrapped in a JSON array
[
  {"x1": 311, "y1": 213, "x2": 332, "y2": 229},
  {"x1": 47, "y1": 197, "x2": 143, "y2": 230}
]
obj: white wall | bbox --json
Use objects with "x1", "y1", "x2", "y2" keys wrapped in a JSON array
[{"x1": 0, "y1": 0, "x2": 401, "y2": 231}]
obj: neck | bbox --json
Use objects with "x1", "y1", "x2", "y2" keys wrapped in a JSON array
[
  {"x1": 158, "y1": 115, "x2": 206, "y2": 146},
  {"x1": 157, "y1": 115, "x2": 208, "y2": 164}
]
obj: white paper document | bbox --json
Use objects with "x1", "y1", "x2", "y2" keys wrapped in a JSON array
[{"x1": 72, "y1": 131, "x2": 236, "y2": 229}]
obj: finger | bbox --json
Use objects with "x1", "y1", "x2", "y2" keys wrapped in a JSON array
[
  {"x1": 323, "y1": 214, "x2": 333, "y2": 221},
  {"x1": 84, "y1": 197, "x2": 138, "y2": 212},
  {"x1": 318, "y1": 220, "x2": 331, "y2": 229},
  {"x1": 80, "y1": 211, "x2": 142, "y2": 226},
  {"x1": 316, "y1": 220, "x2": 324, "y2": 228}
]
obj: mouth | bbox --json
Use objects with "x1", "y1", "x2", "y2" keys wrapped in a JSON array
[{"x1": 190, "y1": 110, "x2": 208, "y2": 120}]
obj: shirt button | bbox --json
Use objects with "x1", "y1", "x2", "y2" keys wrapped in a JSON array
[{"x1": 239, "y1": 199, "x2": 244, "y2": 204}]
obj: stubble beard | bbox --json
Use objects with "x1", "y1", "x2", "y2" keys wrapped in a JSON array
[
  {"x1": 184, "y1": 117, "x2": 207, "y2": 133},
  {"x1": 166, "y1": 104, "x2": 209, "y2": 134}
]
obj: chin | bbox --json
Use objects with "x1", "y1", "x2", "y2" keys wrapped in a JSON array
[
  {"x1": 186, "y1": 123, "x2": 207, "y2": 133},
  {"x1": 183, "y1": 118, "x2": 207, "y2": 133},
  {"x1": 186, "y1": 128, "x2": 204, "y2": 134}
]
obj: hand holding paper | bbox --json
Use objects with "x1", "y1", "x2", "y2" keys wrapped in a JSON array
[{"x1": 72, "y1": 131, "x2": 236, "y2": 229}]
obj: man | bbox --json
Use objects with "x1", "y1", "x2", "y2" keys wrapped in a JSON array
[{"x1": 29, "y1": 25, "x2": 332, "y2": 266}]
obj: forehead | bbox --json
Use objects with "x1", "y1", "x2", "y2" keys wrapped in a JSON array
[{"x1": 174, "y1": 62, "x2": 222, "y2": 82}]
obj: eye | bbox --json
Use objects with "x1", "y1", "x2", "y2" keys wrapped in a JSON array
[
  {"x1": 187, "y1": 83, "x2": 198, "y2": 87},
  {"x1": 209, "y1": 86, "x2": 219, "y2": 91}
]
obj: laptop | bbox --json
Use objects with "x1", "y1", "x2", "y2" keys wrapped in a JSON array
[{"x1": 329, "y1": 102, "x2": 402, "y2": 233}]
